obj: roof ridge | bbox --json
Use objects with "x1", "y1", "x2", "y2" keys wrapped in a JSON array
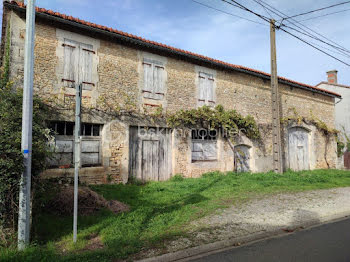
[
  {"x1": 316, "y1": 81, "x2": 350, "y2": 89},
  {"x1": 5, "y1": 0, "x2": 341, "y2": 98}
]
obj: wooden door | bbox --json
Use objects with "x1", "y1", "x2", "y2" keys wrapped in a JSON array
[
  {"x1": 288, "y1": 127, "x2": 309, "y2": 171},
  {"x1": 129, "y1": 127, "x2": 172, "y2": 181},
  {"x1": 142, "y1": 140, "x2": 160, "y2": 181},
  {"x1": 234, "y1": 145, "x2": 250, "y2": 172},
  {"x1": 344, "y1": 152, "x2": 350, "y2": 169}
]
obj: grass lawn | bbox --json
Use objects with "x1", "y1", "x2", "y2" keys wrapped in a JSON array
[{"x1": 2, "y1": 169, "x2": 350, "y2": 261}]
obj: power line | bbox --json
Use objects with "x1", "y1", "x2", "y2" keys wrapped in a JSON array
[
  {"x1": 279, "y1": 27, "x2": 350, "y2": 67},
  {"x1": 224, "y1": 0, "x2": 270, "y2": 23},
  {"x1": 281, "y1": 25, "x2": 350, "y2": 59},
  {"x1": 251, "y1": 0, "x2": 274, "y2": 19},
  {"x1": 221, "y1": 0, "x2": 350, "y2": 67},
  {"x1": 283, "y1": 1, "x2": 350, "y2": 20},
  {"x1": 296, "y1": 8, "x2": 350, "y2": 22},
  {"x1": 191, "y1": 0, "x2": 268, "y2": 26},
  {"x1": 281, "y1": 24, "x2": 350, "y2": 58},
  {"x1": 256, "y1": 0, "x2": 350, "y2": 54}
]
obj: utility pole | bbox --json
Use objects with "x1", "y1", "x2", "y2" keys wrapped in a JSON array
[
  {"x1": 18, "y1": 0, "x2": 36, "y2": 250},
  {"x1": 73, "y1": 83, "x2": 82, "y2": 243},
  {"x1": 270, "y1": 19, "x2": 283, "y2": 174}
]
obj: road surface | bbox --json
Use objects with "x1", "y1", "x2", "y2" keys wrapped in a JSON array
[{"x1": 190, "y1": 217, "x2": 350, "y2": 262}]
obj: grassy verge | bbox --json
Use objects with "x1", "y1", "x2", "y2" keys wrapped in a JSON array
[{"x1": 2, "y1": 169, "x2": 350, "y2": 261}]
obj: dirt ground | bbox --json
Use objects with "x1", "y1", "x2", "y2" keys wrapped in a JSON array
[{"x1": 47, "y1": 186, "x2": 130, "y2": 216}]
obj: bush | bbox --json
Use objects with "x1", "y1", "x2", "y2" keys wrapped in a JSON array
[{"x1": 0, "y1": 83, "x2": 52, "y2": 232}]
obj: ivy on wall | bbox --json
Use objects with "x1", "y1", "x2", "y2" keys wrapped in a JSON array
[
  {"x1": 281, "y1": 107, "x2": 338, "y2": 136},
  {"x1": 281, "y1": 107, "x2": 338, "y2": 167},
  {"x1": 166, "y1": 105, "x2": 260, "y2": 140}
]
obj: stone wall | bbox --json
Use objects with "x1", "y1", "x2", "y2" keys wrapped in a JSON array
[{"x1": 5, "y1": 10, "x2": 337, "y2": 183}]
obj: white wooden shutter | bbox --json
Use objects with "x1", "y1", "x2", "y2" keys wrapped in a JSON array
[
  {"x1": 191, "y1": 141, "x2": 217, "y2": 161},
  {"x1": 198, "y1": 72, "x2": 207, "y2": 106},
  {"x1": 80, "y1": 43, "x2": 94, "y2": 90},
  {"x1": 143, "y1": 62, "x2": 153, "y2": 99},
  {"x1": 203, "y1": 141, "x2": 217, "y2": 160},
  {"x1": 207, "y1": 74, "x2": 215, "y2": 106},
  {"x1": 63, "y1": 39, "x2": 78, "y2": 88},
  {"x1": 153, "y1": 65, "x2": 164, "y2": 100}
]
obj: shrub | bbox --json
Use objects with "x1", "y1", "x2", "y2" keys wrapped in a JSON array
[{"x1": 0, "y1": 83, "x2": 52, "y2": 233}]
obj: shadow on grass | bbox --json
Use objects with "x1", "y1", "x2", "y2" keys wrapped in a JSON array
[{"x1": 31, "y1": 176, "x2": 221, "y2": 250}]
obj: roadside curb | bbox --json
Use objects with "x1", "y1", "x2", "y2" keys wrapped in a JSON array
[{"x1": 136, "y1": 211, "x2": 350, "y2": 262}]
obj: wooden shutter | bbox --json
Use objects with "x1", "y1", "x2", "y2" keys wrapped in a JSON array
[
  {"x1": 81, "y1": 140, "x2": 100, "y2": 166},
  {"x1": 192, "y1": 142, "x2": 204, "y2": 161},
  {"x1": 80, "y1": 43, "x2": 94, "y2": 90},
  {"x1": 143, "y1": 62, "x2": 153, "y2": 99},
  {"x1": 203, "y1": 141, "x2": 217, "y2": 160},
  {"x1": 198, "y1": 72, "x2": 207, "y2": 106},
  {"x1": 191, "y1": 140, "x2": 217, "y2": 161},
  {"x1": 153, "y1": 65, "x2": 164, "y2": 100},
  {"x1": 207, "y1": 74, "x2": 215, "y2": 106},
  {"x1": 63, "y1": 39, "x2": 77, "y2": 88},
  {"x1": 50, "y1": 139, "x2": 74, "y2": 167}
]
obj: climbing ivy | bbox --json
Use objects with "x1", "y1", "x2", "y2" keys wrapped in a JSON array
[
  {"x1": 281, "y1": 107, "x2": 338, "y2": 168},
  {"x1": 166, "y1": 105, "x2": 260, "y2": 140},
  {"x1": 281, "y1": 107, "x2": 338, "y2": 136}
]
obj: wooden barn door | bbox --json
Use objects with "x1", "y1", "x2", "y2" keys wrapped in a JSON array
[
  {"x1": 344, "y1": 152, "x2": 350, "y2": 169},
  {"x1": 129, "y1": 127, "x2": 172, "y2": 181},
  {"x1": 288, "y1": 127, "x2": 309, "y2": 171},
  {"x1": 234, "y1": 145, "x2": 250, "y2": 172},
  {"x1": 142, "y1": 140, "x2": 160, "y2": 181}
]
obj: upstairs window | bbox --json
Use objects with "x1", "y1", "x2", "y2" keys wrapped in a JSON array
[
  {"x1": 62, "y1": 39, "x2": 95, "y2": 90},
  {"x1": 142, "y1": 58, "x2": 165, "y2": 100},
  {"x1": 198, "y1": 72, "x2": 215, "y2": 107},
  {"x1": 191, "y1": 129, "x2": 217, "y2": 162}
]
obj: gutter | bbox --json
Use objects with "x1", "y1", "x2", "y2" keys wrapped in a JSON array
[{"x1": 5, "y1": 2, "x2": 341, "y2": 99}]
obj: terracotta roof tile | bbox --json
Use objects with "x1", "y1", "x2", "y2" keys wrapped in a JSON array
[{"x1": 5, "y1": 0, "x2": 341, "y2": 98}]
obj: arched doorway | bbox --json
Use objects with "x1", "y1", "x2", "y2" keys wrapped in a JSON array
[
  {"x1": 234, "y1": 145, "x2": 251, "y2": 172},
  {"x1": 288, "y1": 127, "x2": 310, "y2": 171}
]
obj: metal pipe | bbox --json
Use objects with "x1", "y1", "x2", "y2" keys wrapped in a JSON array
[{"x1": 18, "y1": 0, "x2": 36, "y2": 250}]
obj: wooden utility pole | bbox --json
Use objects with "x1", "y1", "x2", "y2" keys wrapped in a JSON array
[{"x1": 270, "y1": 19, "x2": 283, "y2": 173}]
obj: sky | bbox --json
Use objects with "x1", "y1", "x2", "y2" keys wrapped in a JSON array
[{"x1": 1, "y1": 0, "x2": 349, "y2": 86}]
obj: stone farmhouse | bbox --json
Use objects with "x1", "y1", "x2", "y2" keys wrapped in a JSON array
[{"x1": 1, "y1": 1, "x2": 341, "y2": 184}]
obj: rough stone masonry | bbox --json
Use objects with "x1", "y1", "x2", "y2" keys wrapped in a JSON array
[{"x1": 1, "y1": 1, "x2": 340, "y2": 184}]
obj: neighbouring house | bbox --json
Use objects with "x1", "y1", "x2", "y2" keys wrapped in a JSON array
[
  {"x1": 316, "y1": 70, "x2": 350, "y2": 169},
  {"x1": 0, "y1": 1, "x2": 341, "y2": 184}
]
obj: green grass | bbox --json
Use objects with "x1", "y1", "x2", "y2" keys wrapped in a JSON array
[{"x1": 3, "y1": 169, "x2": 350, "y2": 261}]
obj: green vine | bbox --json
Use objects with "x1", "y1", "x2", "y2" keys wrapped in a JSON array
[
  {"x1": 166, "y1": 105, "x2": 260, "y2": 140},
  {"x1": 0, "y1": 22, "x2": 11, "y2": 89},
  {"x1": 281, "y1": 107, "x2": 338, "y2": 136},
  {"x1": 336, "y1": 127, "x2": 350, "y2": 157},
  {"x1": 281, "y1": 107, "x2": 338, "y2": 167}
]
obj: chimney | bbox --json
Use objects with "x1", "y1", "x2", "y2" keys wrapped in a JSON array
[{"x1": 327, "y1": 70, "x2": 338, "y2": 84}]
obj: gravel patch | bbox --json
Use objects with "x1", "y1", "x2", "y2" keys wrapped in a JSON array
[{"x1": 142, "y1": 187, "x2": 350, "y2": 256}]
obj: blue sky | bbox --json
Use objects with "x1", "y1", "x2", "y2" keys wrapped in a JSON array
[{"x1": 2, "y1": 0, "x2": 350, "y2": 85}]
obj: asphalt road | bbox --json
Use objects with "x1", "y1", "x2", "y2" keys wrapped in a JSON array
[{"x1": 190, "y1": 218, "x2": 350, "y2": 262}]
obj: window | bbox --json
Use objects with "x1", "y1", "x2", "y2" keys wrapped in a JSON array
[
  {"x1": 191, "y1": 129, "x2": 217, "y2": 161},
  {"x1": 142, "y1": 58, "x2": 165, "y2": 100},
  {"x1": 198, "y1": 72, "x2": 215, "y2": 107},
  {"x1": 62, "y1": 39, "x2": 95, "y2": 90},
  {"x1": 48, "y1": 121, "x2": 102, "y2": 168}
]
